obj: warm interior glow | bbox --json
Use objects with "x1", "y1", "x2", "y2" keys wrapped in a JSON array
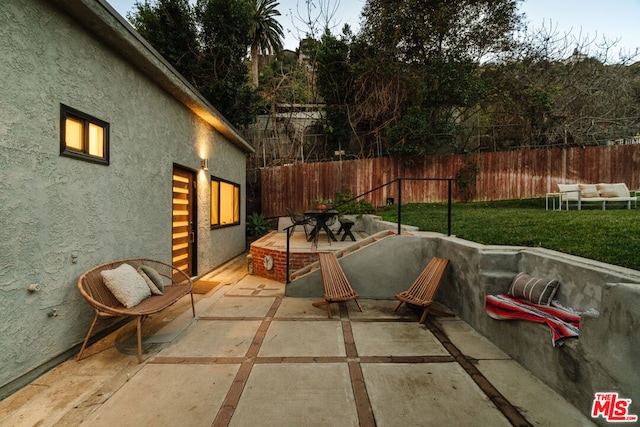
[
  {"x1": 233, "y1": 186, "x2": 240, "y2": 222},
  {"x1": 211, "y1": 182, "x2": 219, "y2": 225},
  {"x1": 65, "y1": 117, "x2": 83, "y2": 150},
  {"x1": 220, "y1": 182, "x2": 234, "y2": 225},
  {"x1": 88, "y1": 123, "x2": 104, "y2": 157},
  {"x1": 211, "y1": 178, "x2": 240, "y2": 227}
]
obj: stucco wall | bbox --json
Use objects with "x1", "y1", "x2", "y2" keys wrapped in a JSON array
[{"x1": 0, "y1": 0, "x2": 247, "y2": 393}]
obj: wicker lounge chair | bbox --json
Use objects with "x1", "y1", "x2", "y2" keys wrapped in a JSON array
[
  {"x1": 76, "y1": 258, "x2": 195, "y2": 363},
  {"x1": 393, "y1": 257, "x2": 449, "y2": 323}
]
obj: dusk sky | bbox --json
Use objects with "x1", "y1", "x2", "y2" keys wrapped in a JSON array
[{"x1": 107, "y1": 0, "x2": 640, "y2": 59}]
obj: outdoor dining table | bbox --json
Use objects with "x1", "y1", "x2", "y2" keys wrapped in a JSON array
[{"x1": 304, "y1": 209, "x2": 338, "y2": 242}]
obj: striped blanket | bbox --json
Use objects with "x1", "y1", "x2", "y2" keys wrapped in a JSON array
[{"x1": 485, "y1": 294, "x2": 580, "y2": 347}]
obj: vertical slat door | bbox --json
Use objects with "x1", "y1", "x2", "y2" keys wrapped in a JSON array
[{"x1": 172, "y1": 167, "x2": 194, "y2": 277}]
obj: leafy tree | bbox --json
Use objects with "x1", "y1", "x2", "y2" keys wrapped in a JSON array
[
  {"x1": 352, "y1": 0, "x2": 523, "y2": 158},
  {"x1": 129, "y1": 0, "x2": 260, "y2": 127},
  {"x1": 195, "y1": 0, "x2": 260, "y2": 126},
  {"x1": 315, "y1": 27, "x2": 355, "y2": 156},
  {"x1": 478, "y1": 26, "x2": 640, "y2": 150},
  {"x1": 128, "y1": 0, "x2": 200, "y2": 85},
  {"x1": 249, "y1": 0, "x2": 284, "y2": 87}
]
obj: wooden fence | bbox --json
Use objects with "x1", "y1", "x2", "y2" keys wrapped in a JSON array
[{"x1": 259, "y1": 145, "x2": 640, "y2": 217}]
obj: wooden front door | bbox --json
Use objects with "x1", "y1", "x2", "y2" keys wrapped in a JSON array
[{"x1": 172, "y1": 166, "x2": 196, "y2": 277}]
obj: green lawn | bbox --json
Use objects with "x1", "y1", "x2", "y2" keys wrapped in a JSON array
[{"x1": 377, "y1": 199, "x2": 640, "y2": 271}]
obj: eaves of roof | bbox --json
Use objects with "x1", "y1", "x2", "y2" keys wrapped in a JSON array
[{"x1": 49, "y1": 0, "x2": 255, "y2": 154}]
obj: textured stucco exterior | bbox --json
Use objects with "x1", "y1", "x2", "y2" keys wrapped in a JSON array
[{"x1": 0, "y1": 0, "x2": 252, "y2": 395}]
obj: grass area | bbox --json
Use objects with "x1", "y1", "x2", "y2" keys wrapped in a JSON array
[{"x1": 377, "y1": 199, "x2": 640, "y2": 271}]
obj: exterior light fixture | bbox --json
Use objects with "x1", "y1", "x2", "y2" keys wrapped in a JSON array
[{"x1": 201, "y1": 159, "x2": 209, "y2": 170}]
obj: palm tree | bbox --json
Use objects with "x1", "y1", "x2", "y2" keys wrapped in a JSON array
[{"x1": 249, "y1": 0, "x2": 284, "y2": 87}]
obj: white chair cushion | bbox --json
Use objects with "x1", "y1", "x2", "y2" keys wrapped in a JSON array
[{"x1": 101, "y1": 264, "x2": 151, "y2": 308}]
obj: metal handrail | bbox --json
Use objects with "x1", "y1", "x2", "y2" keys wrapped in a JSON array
[{"x1": 284, "y1": 177, "x2": 454, "y2": 283}]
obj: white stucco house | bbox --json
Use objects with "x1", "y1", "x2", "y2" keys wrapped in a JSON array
[{"x1": 0, "y1": 0, "x2": 254, "y2": 397}]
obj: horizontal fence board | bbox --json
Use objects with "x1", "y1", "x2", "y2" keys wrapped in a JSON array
[{"x1": 260, "y1": 145, "x2": 640, "y2": 218}]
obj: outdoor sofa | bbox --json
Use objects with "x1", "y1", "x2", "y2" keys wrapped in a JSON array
[
  {"x1": 76, "y1": 258, "x2": 195, "y2": 363},
  {"x1": 557, "y1": 183, "x2": 637, "y2": 210}
]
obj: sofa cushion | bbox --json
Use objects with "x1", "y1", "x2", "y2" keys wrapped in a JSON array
[
  {"x1": 557, "y1": 183, "x2": 580, "y2": 192},
  {"x1": 579, "y1": 184, "x2": 600, "y2": 198},
  {"x1": 508, "y1": 272, "x2": 559, "y2": 306},
  {"x1": 138, "y1": 267, "x2": 164, "y2": 295},
  {"x1": 557, "y1": 183, "x2": 581, "y2": 201},
  {"x1": 596, "y1": 183, "x2": 619, "y2": 198},
  {"x1": 101, "y1": 263, "x2": 151, "y2": 308},
  {"x1": 139, "y1": 265, "x2": 166, "y2": 293}
]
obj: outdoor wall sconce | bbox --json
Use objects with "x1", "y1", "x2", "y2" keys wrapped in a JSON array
[{"x1": 201, "y1": 158, "x2": 209, "y2": 170}]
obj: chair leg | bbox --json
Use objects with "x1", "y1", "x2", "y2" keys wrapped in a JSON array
[
  {"x1": 392, "y1": 300, "x2": 403, "y2": 312},
  {"x1": 76, "y1": 313, "x2": 99, "y2": 361},
  {"x1": 190, "y1": 292, "x2": 196, "y2": 317},
  {"x1": 419, "y1": 307, "x2": 430, "y2": 324},
  {"x1": 326, "y1": 301, "x2": 332, "y2": 319},
  {"x1": 354, "y1": 299, "x2": 364, "y2": 312},
  {"x1": 136, "y1": 315, "x2": 146, "y2": 363},
  {"x1": 313, "y1": 228, "x2": 319, "y2": 249}
]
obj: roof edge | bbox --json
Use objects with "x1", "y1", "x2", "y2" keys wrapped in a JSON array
[{"x1": 49, "y1": 0, "x2": 255, "y2": 154}]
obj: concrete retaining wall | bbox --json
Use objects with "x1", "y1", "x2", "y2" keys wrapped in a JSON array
[{"x1": 286, "y1": 233, "x2": 640, "y2": 424}]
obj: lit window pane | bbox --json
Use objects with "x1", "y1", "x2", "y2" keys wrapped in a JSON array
[
  {"x1": 233, "y1": 186, "x2": 239, "y2": 222},
  {"x1": 211, "y1": 182, "x2": 219, "y2": 225},
  {"x1": 65, "y1": 117, "x2": 83, "y2": 150},
  {"x1": 61, "y1": 105, "x2": 109, "y2": 164},
  {"x1": 211, "y1": 178, "x2": 239, "y2": 227},
  {"x1": 220, "y1": 182, "x2": 234, "y2": 225},
  {"x1": 88, "y1": 123, "x2": 104, "y2": 157}
]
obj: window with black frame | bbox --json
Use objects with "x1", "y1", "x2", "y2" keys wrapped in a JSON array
[
  {"x1": 60, "y1": 104, "x2": 109, "y2": 165},
  {"x1": 211, "y1": 176, "x2": 240, "y2": 228}
]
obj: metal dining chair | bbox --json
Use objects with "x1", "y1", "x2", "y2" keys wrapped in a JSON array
[{"x1": 286, "y1": 207, "x2": 312, "y2": 238}]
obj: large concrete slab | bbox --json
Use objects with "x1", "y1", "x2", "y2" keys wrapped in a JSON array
[
  {"x1": 81, "y1": 364, "x2": 238, "y2": 426},
  {"x1": 477, "y1": 359, "x2": 596, "y2": 427},
  {"x1": 348, "y1": 299, "x2": 416, "y2": 320},
  {"x1": 0, "y1": 349, "x2": 137, "y2": 427},
  {"x1": 274, "y1": 297, "x2": 331, "y2": 318},
  {"x1": 224, "y1": 275, "x2": 285, "y2": 297},
  {"x1": 158, "y1": 320, "x2": 261, "y2": 358},
  {"x1": 434, "y1": 318, "x2": 511, "y2": 360},
  {"x1": 259, "y1": 321, "x2": 346, "y2": 357},
  {"x1": 361, "y1": 363, "x2": 511, "y2": 426},
  {"x1": 351, "y1": 322, "x2": 449, "y2": 357},
  {"x1": 201, "y1": 296, "x2": 276, "y2": 318},
  {"x1": 230, "y1": 363, "x2": 358, "y2": 427}
]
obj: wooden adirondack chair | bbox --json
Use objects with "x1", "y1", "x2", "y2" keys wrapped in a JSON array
[
  {"x1": 393, "y1": 257, "x2": 450, "y2": 323},
  {"x1": 312, "y1": 252, "x2": 363, "y2": 318}
]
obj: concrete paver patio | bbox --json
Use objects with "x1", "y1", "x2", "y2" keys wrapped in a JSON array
[{"x1": 0, "y1": 255, "x2": 595, "y2": 427}]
